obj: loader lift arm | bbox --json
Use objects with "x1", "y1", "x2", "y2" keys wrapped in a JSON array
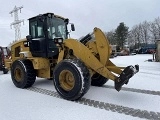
[{"x1": 62, "y1": 27, "x2": 139, "y2": 91}]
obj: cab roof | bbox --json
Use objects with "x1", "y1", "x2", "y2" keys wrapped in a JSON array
[{"x1": 28, "y1": 13, "x2": 67, "y2": 20}]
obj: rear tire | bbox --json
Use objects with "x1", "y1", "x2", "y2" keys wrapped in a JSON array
[
  {"x1": 11, "y1": 59, "x2": 36, "y2": 88},
  {"x1": 53, "y1": 59, "x2": 91, "y2": 100},
  {"x1": 91, "y1": 73, "x2": 108, "y2": 86}
]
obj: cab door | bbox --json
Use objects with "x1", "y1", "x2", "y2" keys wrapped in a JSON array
[{"x1": 28, "y1": 18, "x2": 47, "y2": 57}]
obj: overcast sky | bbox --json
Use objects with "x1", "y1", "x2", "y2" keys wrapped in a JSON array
[{"x1": 0, "y1": 0, "x2": 160, "y2": 46}]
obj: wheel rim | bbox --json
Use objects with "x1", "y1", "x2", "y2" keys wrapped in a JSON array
[
  {"x1": 14, "y1": 67, "x2": 23, "y2": 82},
  {"x1": 59, "y1": 70, "x2": 75, "y2": 91}
]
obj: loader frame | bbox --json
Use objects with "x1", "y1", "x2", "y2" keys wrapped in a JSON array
[{"x1": 5, "y1": 13, "x2": 139, "y2": 100}]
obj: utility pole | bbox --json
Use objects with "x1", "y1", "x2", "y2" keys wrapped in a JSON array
[{"x1": 9, "y1": 6, "x2": 24, "y2": 41}]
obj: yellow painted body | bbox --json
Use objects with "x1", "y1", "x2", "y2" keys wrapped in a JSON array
[
  {"x1": 6, "y1": 39, "x2": 51, "y2": 78},
  {"x1": 5, "y1": 27, "x2": 125, "y2": 81}
]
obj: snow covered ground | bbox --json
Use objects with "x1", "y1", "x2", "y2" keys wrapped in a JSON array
[{"x1": 0, "y1": 54, "x2": 160, "y2": 120}]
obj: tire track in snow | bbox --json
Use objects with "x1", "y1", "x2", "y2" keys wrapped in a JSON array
[
  {"x1": 103, "y1": 85, "x2": 160, "y2": 96},
  {"x1": 26, "y1": 87, "x2": 160, "y2": 120}
]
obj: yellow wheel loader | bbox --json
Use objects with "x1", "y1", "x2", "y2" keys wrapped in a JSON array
[{"x1": 5, "y1": 13, "x2": 139, "y2": 100}]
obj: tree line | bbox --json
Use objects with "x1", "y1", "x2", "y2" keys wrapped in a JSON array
[{"x1": 105, "y1": 17, "x2": 160, "y2": 50}]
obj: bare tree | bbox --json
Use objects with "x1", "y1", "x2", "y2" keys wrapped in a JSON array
[
  {"x1": 127, "y1": 30, "x2": 136, "y2": 47},
  {"x1": 105, "y1": 30, "x2": 117, "y2": 45},
  {"x1": 141, "y1": 21, "x2": 150, "y2": 45},
  {"x1": 129, "y1": 25, "x2": 142, "y2": 49},
  {"x1": 154, "y1": 17, "x2": 160, "y2": 39},
  {"x1": 149, "y1": 21, "x2": 158, "y2": 43}
]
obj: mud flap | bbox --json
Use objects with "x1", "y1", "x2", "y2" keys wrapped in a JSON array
[{"x1": 115, "y1": 65, "x2": 139, "y2": 91}]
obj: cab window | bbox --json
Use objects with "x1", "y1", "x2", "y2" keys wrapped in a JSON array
[{"x1": 30, "y1": 19, "x2": 44, "y2": 38}]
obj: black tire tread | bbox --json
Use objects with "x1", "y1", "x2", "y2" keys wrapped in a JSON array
[
  {"x1": 11, "y1": 59, "x2": 36, "y2": 88},
  {"x1": 72, "y1": 59, "x2": 91, "y2": 100},
  {"x1": 21, "y1": 59, "x2": 36, "y2": 88}
]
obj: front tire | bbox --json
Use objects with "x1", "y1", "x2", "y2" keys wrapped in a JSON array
[
  {"x1": 53, "y1": 59, "x2": 91, "y2": 100},
  {"x1": 11, "y1": 59, "x2": 36, "y2": 88}
]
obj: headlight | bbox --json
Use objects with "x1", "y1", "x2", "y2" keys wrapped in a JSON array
[
  {"x1": 54, "y1": 37, "x2": 63, "y2": 44},
  {"x1": 58, "y1": 39, "x2": 62, "y2": 43}
]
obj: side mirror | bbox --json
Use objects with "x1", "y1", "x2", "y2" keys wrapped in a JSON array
[{"x1": 71, "y1": 24, "x2": 75, "y2": 31}]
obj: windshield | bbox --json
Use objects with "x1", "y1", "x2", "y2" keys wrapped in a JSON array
[{"x1": 47, "y1": 17, "x2": 67, "y2": 40}]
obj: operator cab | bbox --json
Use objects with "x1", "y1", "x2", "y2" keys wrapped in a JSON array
[{"x1": 26, "y1": 13, "x2": 75, "y2": 58}]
